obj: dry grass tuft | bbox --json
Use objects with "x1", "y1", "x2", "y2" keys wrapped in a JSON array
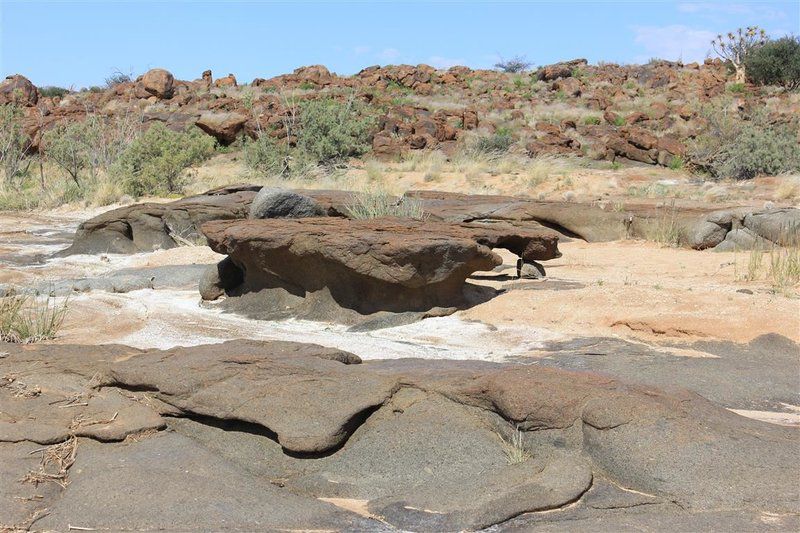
[
  {"x1": 21, "y1": 436, "x2": 78, "y2": 488},
  {"x1": 500, "y1": 426, "x2": 532, "y2": 465},
  {"x1": 0, "y1": 291, "x2": 69, "y2": 343},
  {"x1": 345, "y1": 189, "x2": 426, "y2": 220}
]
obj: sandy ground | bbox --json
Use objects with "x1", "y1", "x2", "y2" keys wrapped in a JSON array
[{"x1": 468, "y1": 243, "x2": 800, "y2": 345}]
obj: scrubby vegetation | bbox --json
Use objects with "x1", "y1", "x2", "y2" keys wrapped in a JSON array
[
  {"x1": 111, "y1": 122, "x2": 215, "y2": 197},
  {"x1": 689, "y1": 102, "x2": 800, "y2": 180},
  {"x1": 746, "y1": 36, "x2": 800, "y2": 90},
  {"x1": 297, "y1": 96, "x2": 374, "y2": 165},
  {"x1": 38, "y1": 86, "x2": 71, "y2": 98},
  {"x1": 494, "y1": 56, "x2": 532, "y2": 73},
  {"x1": 469, "y1": 128, "x2": 514, "y2": 155},
  {"x1": 0, "y1": 291, "x2": 69, "y2": 343},
  {"x1": 0, "y1": 104, "x2": 32, "y2": 186},
  {"x1": 345, "y1": 190, "x2": 426, "y2": 220}
]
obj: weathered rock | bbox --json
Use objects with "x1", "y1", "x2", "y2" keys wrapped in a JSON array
[
  {"x1": 195, "y1": 111, "x2": 248, "y2": 144},
  {"x1": 0, "y1": 74, "x2": 38, "y2": 106},
  {"x1": 214, "y1": 73, "x2": 238, "y2": 88},
  {"x1": 744, "y1": 208, "x2": 800, "y2": 246},
  {"x1": 201, "y1": 217, "x2": 560, "y2": 315},
  {"x1": 57, "y1": 184, "x2": 261, "y2": 255},
  {"x1": 249, "y1": 187, "x2": 327, "y2": 219},
  {"x1": 199, "y1": 256, "x2": 243, "y2": 300},
  {"x1": 140, "y1": 68, "x2": 174, "y2": 99},
  {"x1": 1, "y1": 340, "x2": 797, "y2": 531},
  {"x1": 538, "y1": 59, "x2": 587, "y2": 81}
]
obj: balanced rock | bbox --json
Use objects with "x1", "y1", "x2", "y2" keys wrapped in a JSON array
[{"x1": 201, "y1": 217, "x2": 560, "y2": 316}]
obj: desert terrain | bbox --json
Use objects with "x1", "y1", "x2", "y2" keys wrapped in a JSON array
[{"x1": 1, "y1": 47, "x2": 799, "y2": 532}]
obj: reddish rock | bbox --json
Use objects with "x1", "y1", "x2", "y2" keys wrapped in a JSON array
[
  {"x1": 201, "y1": 217, "x2": 560, "y2": 314},
  {"x1": 195, "y1": 112, "x2": 248, "y2": 144},
  {"x1": 215, "y1": 74, "x2": 238, "y2": 88},
  {"x1": 0, "y1": 74, "x2": 38, "y2": 106},
  {"x1": 141, "y1": 68, "x2": 175, "y2": 99}
]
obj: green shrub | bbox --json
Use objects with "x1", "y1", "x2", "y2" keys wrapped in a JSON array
[
  {"x1": 745, "y1": 36, "x2": 800, "y2": 90},
  {"x1": 728, "y1": 82, "x2": 746, "y2": 93},
  {"x1": 689, "y1": 102, "x2": 800, "y2": 180},
  {"x1": 297, "y1": 96, "x2": 374, "y2": 164},
  {"x1": 472, "y1": 128, "x2": 514, "y2": 154},
  {"x1": 0, "y1": 104, "x2": 31, "y2": 186},
  {"x1": 719, "y1": 125, "x2": 800, "y2": 179},
  {"x1": 39, "y1": 86, "x2": 70, "y2": 98},
  {"x1": 668, "y1": 155, "x2": 685, "y2": 171},
  {"x1": 43, "y1": 121, "x2": 93, "y2": 185},
  {"x1": 111, "y1": 123, "x2": 215, "y2": 197},
  {"x1": 584, "y1": 116, "x2": 601, "y2": 125},
  {"x1": 243, "y1": 133, "x2": 291, "y2": 176}
]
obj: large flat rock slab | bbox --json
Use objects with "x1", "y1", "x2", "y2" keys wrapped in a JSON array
[
  {"x1": 56, "y1": 184, "x2": 262, "y2": 255},
  {"x1": 200, "y1": 217, "x2": 559, "y2": 318},
  {"x1": 1, "y1": 340, "x2": 798, "y2": 531}
]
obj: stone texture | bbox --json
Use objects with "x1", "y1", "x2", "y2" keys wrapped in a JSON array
[
  {"x1": 248, "y1": 187, "x2": 327, "y2": 219},
  {"x1": 1, "y1": 340, "x2": 797, "y2": 531},
  {"x1": 200, "y1": 217, "x2": 559, "y2": 314},
  {"x1": 57, "y1": 184, "x2": 261, "y2": 255},
  {"x1": 140, "y1": 68, "x2": 175, "y2": 99}
]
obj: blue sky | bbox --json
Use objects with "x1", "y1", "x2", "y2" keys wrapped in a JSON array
[{"x1": 1, "y1": 1, "x2": 798, "y2": 88}]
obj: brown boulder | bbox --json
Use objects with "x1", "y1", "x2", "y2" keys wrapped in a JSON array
[
  {"x1": 214, "y1": 73, "x2": 238, "y2": 88},
  {"x1": 140, "y1": 68, "x2": 175, "y2": 99},
  {"x1": 537, "y1": 59, "x2": 587, "y2": 81},
  {"x1": 57, "y1": 184, "x2": 261, "y2": 255},
  {"x1": 195, "y1": 111, "x2": 248, "y2": 144},
  {"x1": 200, "y1": 217, "x2": 559, "y2": 314},
  {"x1": 0, "y1": 74, "x2": 38, "y2": 106},
  {"x1": 292, "y1": 65, "x2": 333, "y2": 87}
]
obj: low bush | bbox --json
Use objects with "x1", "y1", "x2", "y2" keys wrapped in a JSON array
[
  {"x1": 105, "y1": 71, "x2": 132, "y2": 89},
  {"x1": 297, "y1": 96, "x2": 374, "y2": 165},
  {"x1": 0, "y1": 104, "x2": 32, "y2": 186},
  {"x1": 242, "y1": 133, "x2": 291, "y2": 176},
  {"x1": 43, "y1": 121, "x2": 92, "y2": 185},
  {"x1": 471, "y1": 128, "x2": 514, "y2": 155},
  {"x1": 38, "y1": 86, "x2": 70, "y2": 98},
  {"x1": 689, "y1": 102, "x2": 800, "y2": 180},
  {"x1": 745, "y1": 36, "x2": 800, "y2": 90},
  {"x1": 495, "y1": 56, "x2": 532, "y2": 73},
  {"x1": 110, "y1": 123, "x2": 215, "y2": 197}
]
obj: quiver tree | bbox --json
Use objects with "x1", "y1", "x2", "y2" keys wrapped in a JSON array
[{"x1": 711, "y1": 26, "x2": 767, "y2": 83}]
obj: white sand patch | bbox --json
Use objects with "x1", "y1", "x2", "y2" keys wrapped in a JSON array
[{"x1": 80, "y1": 289, "x2": 564, "y2": 361}]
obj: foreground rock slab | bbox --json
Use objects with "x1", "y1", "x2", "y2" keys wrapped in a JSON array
[
  {"x1": 200, "y1": 217, "x2": 560, "y2": 320},
  {"x1": 1, "y1": 340, "x2": 797, "y2": 531}
]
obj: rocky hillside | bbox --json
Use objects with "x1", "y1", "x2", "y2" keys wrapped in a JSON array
[{"x1": 3, "y1": 58, "x2": 798, "y2": 170}]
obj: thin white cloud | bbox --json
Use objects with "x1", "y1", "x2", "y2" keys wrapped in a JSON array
[
  {"x1": 677, "y1": 2, "x2": 786, "y2": 19},
  {"x1": 378, "y1": 48, "x2": 402, "y2": 62},
  {"x1": 426, "y1": 55, "x2": 466, "y2": 69},
  {"x1": 632, "y1": 24, "x2": 716, "y2": 63},
  {"x1": 353, "y1": 45, "x2": 371, "y2": 55}
]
